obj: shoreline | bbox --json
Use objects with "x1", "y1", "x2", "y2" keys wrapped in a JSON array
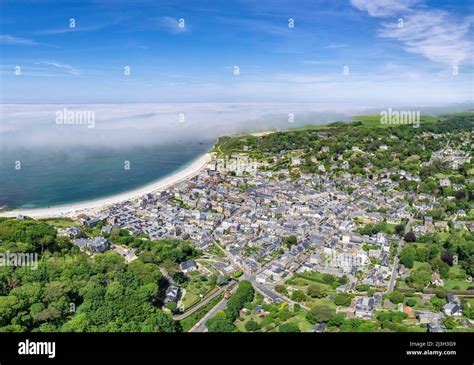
[{"x1": 0, "y1": 152, "x2": 213, "y2": 219}]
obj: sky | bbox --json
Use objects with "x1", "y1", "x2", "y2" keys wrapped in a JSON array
[{"x1": 0, "y1": 0, "x2": 473, "y2": 105}]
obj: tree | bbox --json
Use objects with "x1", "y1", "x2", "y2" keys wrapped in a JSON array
[
  {"x1": 290, "y1": 290, "x2": 307, "y2": 303},
  {"x1": 388, "y1": 292, "x2": 405, "y2": 304},
  {"x1": 395, "y1": 224, "x2": 405, "y2": 235},
  {"x1": 282, "y1": 236, "x2": 297, "y2": 248},
  {"x1": 171, "y1": 272, "x2": 187, "y2": 284},
  {"x1": 225, "y1": 280, "x2": 254, "y2": 321},
  {"x1": 404, "y1": 232, "x2": 416, "y2": 243},
  {"x1": 400, "y1": 245, "x2": 416, "y2": 268},
  {"x1": 430, "y1": 296, "x2": 446, "y2": 311},
  {"x1": 334, "y1": 294, "x2": 352, "y2": 307},
  {"x1": 327, "y1": 313, "x2": 346, "y2": 327},
  {"x1": 434, "y1": 287, "x2": 447, "y2": 299},
  {"x1": 307, "y1": 284, "x2": 327, "y2": 298},
  {"x1": 306, "y1": 305, "x2": 335, "y2": 324},
  {"x1": 430, "y1": 258, "x2": 450, "y2": 278},
  {"x1": 443, "y1": 317, "x2": 457, "y2": 330},
  {"x1": 405, "y1": 298, "x2": 417, "y2": 307},
  {"x1": 274, "y1": 285, "x2": 288, "y2": 296},
  {"x1": 407, "y1": 263, "x2": 432, "y2": 290},
  {"x1": 278, "y1": 322, "x2": 300, "y2": 332},
  {"x1": 415, "y1": 246, "x2": 429, "y2": 262},
  {"x1": 441, "y1": 251, "x2": 454, "y2": 266},
  {"x1": 206, "y1": 317, "x2": 236, "y2": 332},
  {"x1": 244, "y1": 320, "x2": 261, "y2": 332}
]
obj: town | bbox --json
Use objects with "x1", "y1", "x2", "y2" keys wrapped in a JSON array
[{"x1": 46, "y1": 114, "x2": 474, "y2": 333}]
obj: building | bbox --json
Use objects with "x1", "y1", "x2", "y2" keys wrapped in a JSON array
[
  {"x1": 428, "y1": 322, "x2": 446, "y2": 333},
  {"x1": 164, "y1": 285, "x2": 180, "y2": 303},
  {"x1": 73, "y1": 237, "x2": 110, "y2": 253},
  {"x1": 354, "y1": 297, "x2": 374, "y2": 319},
  {"x1": 180, "y1": 260, "x2": 198, "y2": 273}
]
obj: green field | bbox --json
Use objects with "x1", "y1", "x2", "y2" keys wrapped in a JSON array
[
  {"x1": 352, "y1": 114, "x2": 443, "y2": 128},
  {"x1": 181, "y1": 271, "x2": 217, "y2": 310},
  {"x1": 39, "y1": 218, "x2": 80, "y2": 228}
]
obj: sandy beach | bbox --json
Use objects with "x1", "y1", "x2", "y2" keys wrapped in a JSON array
[{"x1": 0, "y1": 153, "x2": 212, "y2": 219}]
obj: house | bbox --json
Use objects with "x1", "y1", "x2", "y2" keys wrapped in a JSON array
[
  {"x1": 439, "y1": 178, "x2": 451, "y2": 187},
  {"x1": 255, "y1": 273, "x2": 268, "y2": 284},
  {"x1": 101, "y1": 225, "x2": 113, "y2": 234},
  {"x1": 164, "y1": 285, "x2": 180, "y2": 303},
  {"x1": 180, "y1": 260, "x2": 198, "y2": 273},
  {"x1": 434, "y1": 221, "x2": 449, "y2": 231},
  {"x1": 416, "y1": 311, "x2": 444, "y2": 324},
  {"x1": 59, "y1": 226, "x2": 82, "y2": 237},
  {"x1": 83, "y1": 217, "x2": 101, "y2": 228},
  {"x1": 73, "y1": 237, "x2": 110, "y2": 253},
  {"x1": 373, "y1": 293, "x2": 383, "y2": 308},
  {"x1": 431, "y1": 271, "x2": 444, "y2": 287},
  {"x1": 354, "y1": 297, "x2": 374, "y2": 319},
  {"x1": 443, "y1": 302, "x2": 462, "y2": 317},
  {"x1": 311, "y1": 323, "x2": 327, "y2": 333},
  {"x1": 428, "y1": 322, "x2": 446, "y2": 333},
  {"x1": 443, "y1": 294, "x2": 462, "y2": 316}
]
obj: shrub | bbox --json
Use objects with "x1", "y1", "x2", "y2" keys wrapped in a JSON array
[
  {"x1": 388, "y1": 292, "x2": 405, "y2": 304},
  {"x1": 307, "y1": 284, "x2": 327, "y2": 298},
  {"x1": 334, "y1": 294, "x2": 352, "y2": 307},
  {"x1": 244, "y1": 320, "x2": 261, "y2": 332},
  {"x1": 434, "y1": 287, "x2": 447, "y2": 299},
  {"x1": 306, "y1": 305, "x2": 335, "y2": 324},
  {"x1": 279, "y1": 322, "x2": 300, "y2": 332}
]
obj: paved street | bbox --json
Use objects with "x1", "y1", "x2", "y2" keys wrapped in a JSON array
[
  {"x1": 189, "y1": 283, "x2": 238, "y2": 332},
  {"x1": 385, "y1": 217, "x2": 413, "y2": 294}
]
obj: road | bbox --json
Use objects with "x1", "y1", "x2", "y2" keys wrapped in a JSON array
[
  {"x1": 189, "y1": 283, "x2": 238, "y2": 332},
  {"x1": 173, "y1": 280, "x2": 235, "y2": 321},
  {"x1": 385, "y1": 217, "x2": 413, "y2": 294}
]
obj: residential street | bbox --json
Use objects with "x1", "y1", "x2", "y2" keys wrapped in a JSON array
[
  {"x1": 385, "y1": 217, "x2": 413, "y2": 294},
  {"x1": 189, "y1": 283, "x2": 238, "y2": 332}
]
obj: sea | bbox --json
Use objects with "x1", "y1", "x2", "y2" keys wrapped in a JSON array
[{"x1": 0, "y1": 140, "x2": 214, "y2": 209}]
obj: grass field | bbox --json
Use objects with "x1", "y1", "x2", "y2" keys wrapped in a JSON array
[
  {"x1": 181, "y1": 271, "x2": 217, "y2": 310},
  {"x1": 39, "y1": 218, "x2": 80, "y2": 228},
  {"x1": 444, "y1": 265, "x2": 470, "y2": 290},
  {"x1": 351, "y1": 114, "x2": 443, "y2": 128}
]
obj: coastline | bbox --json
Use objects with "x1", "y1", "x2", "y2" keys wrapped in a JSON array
[{"x1": 0, "y1": 152, "x2": 213, "y2": 219}]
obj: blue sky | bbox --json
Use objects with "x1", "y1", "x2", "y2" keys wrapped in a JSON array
[{"x1": 0, "y1": 0, "x2": 473, "y2": 104}]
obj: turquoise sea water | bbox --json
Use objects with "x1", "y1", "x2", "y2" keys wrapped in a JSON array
[{"x1": 0, "y1": 140, "x2": 214, "y2": 209}]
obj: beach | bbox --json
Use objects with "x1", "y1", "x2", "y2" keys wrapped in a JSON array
[{"x1": 0, "y1": 153, "x2": 212, "y2": 219}]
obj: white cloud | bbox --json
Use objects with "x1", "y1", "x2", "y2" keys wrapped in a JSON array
[
  {"x1": 350, "y1": 0, "x2": 473, "y2": 66},
  {"x1": 302, "y1": 60, "x2": 324, "y2": 65},
  {"x1": 36, "y1": 61, "x2": 80, "y2": 76},
  {"x1": 324, "y1": 43, "x2": 349, "y2": 49},
  {"x1": 0, "y1": 35, "x2": 39, "y2": 45},
  {"x1": 380, "y1": 11, "x2": 473, "y2": 66},
  {"x1": 159, "y1": 16, "x2": 189, "y2": 34},
  {"x1": 350, "y1": 0, "x2": 419, "y2": 17}
]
